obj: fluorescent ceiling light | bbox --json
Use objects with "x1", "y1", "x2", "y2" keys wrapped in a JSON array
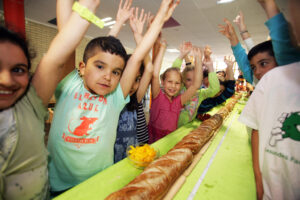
[
  {"x1": 217, "y1": 0, "x2": 234, "y2": 4},
  {"x1": 104, "y1": 20, "x2": 116, "y2": 27},
  {"x1": 102, "y1": 17, "x2": 112, "y2": 22},
  {"x1": 167, "y1": 49, "x2": 180, "y2": 53}
]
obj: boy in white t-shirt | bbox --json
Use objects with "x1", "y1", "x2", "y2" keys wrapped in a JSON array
[
  {"x1": 239, "y1": 63, "x2": 300, "y2": 200},
  {"x1": 239, "y1": 0, "x2": 300, "y2": 199}
]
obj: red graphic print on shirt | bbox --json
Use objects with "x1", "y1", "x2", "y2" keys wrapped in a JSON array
[
  {"x1": 68, "y1": 116, "x2": 98, "y2": 136},
  {"x1": 63, "y1": 116, "x2": 100, "y2": 148}
]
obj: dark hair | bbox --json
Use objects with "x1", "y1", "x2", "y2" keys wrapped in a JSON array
[
  {"x1": 83, "y1": 36, "x2": 127, "y2": 64},
  {"x1": 161, "y1": 67, "x2": 182, "y2": 82},
  {"x1": 216, "y1": 70, "x2": 226, "y2": 77},
  {"x1": 247, "y1": 40, "x2": 274, "y2": 61},
  {"x1": 0, "y1": 26, "x2": 32, "y2": 70},
  {"x1": 203, "y1": 69, "x2": 209, "y2": 78},
  {"x1": 219, "y1": 80, "x2": 226, "y2": 87},
  {"x1": 126, "y1": 54, "x2": 145, "y2": 111}
]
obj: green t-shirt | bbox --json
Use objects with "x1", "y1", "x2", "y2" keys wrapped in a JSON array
[
  {"x1": 0, "y1": 85, "x2": 48, "y2": 199},
  {"x1": 48, "y1": 70, "x2": 129, "y2": 192}
]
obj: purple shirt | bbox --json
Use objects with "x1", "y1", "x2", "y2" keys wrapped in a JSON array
[{"x1": 148, "y1": 89, "x2": 182, "y2": 143}]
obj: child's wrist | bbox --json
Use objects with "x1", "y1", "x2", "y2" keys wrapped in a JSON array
[
  {"x1": 78, "y1": 0, "x2": 99, "y2": 12},
  {"x1": 115, "y1": 20, "x2": 125, "y2": 26},
  {"x1": 238, "y1": 25, "x2": 247, "y2": 32},
  {"x1": 72, "y1": 2, "x2": 104, "y2": 29},
  {"x1": 240, "y1": 30, "x2": 248, "y2": 35}
]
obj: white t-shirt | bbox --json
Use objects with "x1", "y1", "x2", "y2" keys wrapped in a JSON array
[{"x1": 239, "y1": 62, "x2": 300, "y2": 200}]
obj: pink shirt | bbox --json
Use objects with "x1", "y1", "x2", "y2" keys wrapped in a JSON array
[{"x1": 148, "y1": 89, "x2": 182, "y2": 143}]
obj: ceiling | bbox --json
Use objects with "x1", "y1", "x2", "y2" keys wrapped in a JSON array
[{"x1": 0, "y1": 0, "x2": 289, "y2": 65}]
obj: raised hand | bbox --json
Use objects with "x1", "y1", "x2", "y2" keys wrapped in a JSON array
[
  {"x1": 178, "y1": 41, "x2": 192, "y2": 59},
  {"x1": 224, "y1": 55, "x2": 235, "y2": 80},
  {"x1": 146, "y1": 13, "x2": 155, "y2": 30},
  {"x1": 129, "y1": 8, "x2": 148, "y2": 37},
  {"x1": 224, "y1": 55, "x2": 235, "y2": 68},
  {"x1": 233, "y1": 11, "x2": 247, "y2": 32},
  {"x1": 218, "y1": 18, "x2": 239, "y2": 46},
  {"x1": 160, "y1": 38, "x2": 168, "y2": 48},
  {"x1": 116, "y1": 0, "x2": 134, "y2": 24},
  {"x1": 108, "y1": 0, "x2": 133, "y2": 37},
  {"x1": 192, "y1": 46, "x2": 203, "y2": 63},
  {"x1": 156, "y1": 0, "x2": 180, "y2": 23},
  {"x1": 203, "y1": 45, "x2": 212, "y2": 61}
]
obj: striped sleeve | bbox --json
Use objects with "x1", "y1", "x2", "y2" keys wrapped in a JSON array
[{"x1": 136, "y1": 103, "x2": 149, "y2": 144}]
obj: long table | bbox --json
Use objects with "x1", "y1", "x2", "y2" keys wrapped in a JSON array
[{"x1": 54, "y1": 103, "x2": 256, "y2": 200}]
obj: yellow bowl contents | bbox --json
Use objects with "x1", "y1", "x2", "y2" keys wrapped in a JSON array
[{"x1": 127, "y1": 144, "x2": 159, "y2": 168}]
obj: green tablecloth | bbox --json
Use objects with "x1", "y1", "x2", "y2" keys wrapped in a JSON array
[{"x1": 54, "y1": 103, "x2": 256, "y2": 200}]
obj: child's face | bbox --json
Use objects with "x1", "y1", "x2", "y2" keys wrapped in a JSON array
[
  {"x1": 0, "y1": 42, "x2": 29, "y2": 110},
  {"x1": 79, "y1": 50, "x2": 125, "y2": 96},
  {"x1": 250, "y1": 52, "x2": 277, "y2": 80},
  {"x1": 162, "y1": 70, "x2": 181, "y2": 99},
  {"x1": 217, "y1": 71, "x2": 226, "y2": 78},
  {"x1": 184, "y1": 70, "x2": 194, "y2": 89},
  {"x1": 203, "y1": 77, "x2": 209, "y2": 88},
  {"x1": 129, "y1": 73, "x2": 142, "y2": 96}
]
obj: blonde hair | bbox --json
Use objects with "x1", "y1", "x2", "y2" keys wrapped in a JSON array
[
  {"x1": 182, "y1": 66, "x2": 194, "y2": 82},
  {"x1": 161, "y1": 67, "x2": 183, "y2": 82}
]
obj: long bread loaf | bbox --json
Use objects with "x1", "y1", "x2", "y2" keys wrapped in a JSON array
[
  {"x1": 105, "y1": 148, "x2": 193, "y2": 200},
  {"x1": 105, "y1": 98, "x2": 241, "y2": 200}
]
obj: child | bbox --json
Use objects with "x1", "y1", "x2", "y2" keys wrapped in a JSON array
[
  {"x1": 47, "y1": 0, "x2": 180, "y2": 194},
  {"x1": 177, "y1": 58, "x2": 220, "y2": 127},
  {"x1": 171, "y1": 42, "x2": 220, "y2": 127},
  {"x1": 172, "y1": 45, "x2": 220, "y2": 127},
  {"x1": 219, "y1": 8, "x2": 300, "y2": 84},
  {"x1": 0, "y1": 0, "x2": 100, "y2": 198},
  {"x1": 148, "y1": 46, "x2": 203, "y2": 143},
  {"x1": 196, "y1": 56, "x2": 235, "y2": 115},
  {"x1": 114, "y1": 8, "x2": 153, "y2": 162},
  {"x1": 239, "y1": 0, "x2": 300, "y2": 199}
]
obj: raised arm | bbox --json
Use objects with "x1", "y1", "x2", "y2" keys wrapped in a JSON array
[
  {"x1": 56, "y1": 0, "x2": 73, "y2": 30},
  {"x1": 224, "y1": 55, "x2": 235, "y2": 81},
  {"x1": 129, "y1": 7, "x2": 148, "y2": 44},
  {"x1": 201, "y1": 59, "x2": 220, "y2": 98},
  {"x1": 257, "y1": 0, "x2": 279, "y2": 19},
  {"x1": 172, "y1": 41, "x2": 192, "y2": 68},
  {"x1": 108, "y1": 0, "x2": 133, "y2": 37},
  {"x1": 219, "y1": 18, "x2": 253, "y2": 83},
  {"x1": 56, "y1": 0, "x2": 76, "y2": 80},
  {"x1": 151, "y1": 39, "x2": 167, "y2": 99},
  {"x1": 258, "y1": 0, "x2": 300, "y2": 66},
  {"x1": 120, "y1": 0, "x2": 180, "y2": 98},
  {"x1": 32, "y1": 0, "x2": 100, "y2": 106},
  {"x1": 218, "y1": 18, "x2": 239, "y2": 47},
  {"x1": 233, "y1": 11, "x2": 255, "y2": 50},
  {"x1": 203, "y1": 45, "x2": 212, "y2": 62},
  {"x1": 181, "y1": 47, "x2": 203, "y2": 105},
  {"x1": 129, "y1": 8, "x2": 153, "y2": 103}
]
